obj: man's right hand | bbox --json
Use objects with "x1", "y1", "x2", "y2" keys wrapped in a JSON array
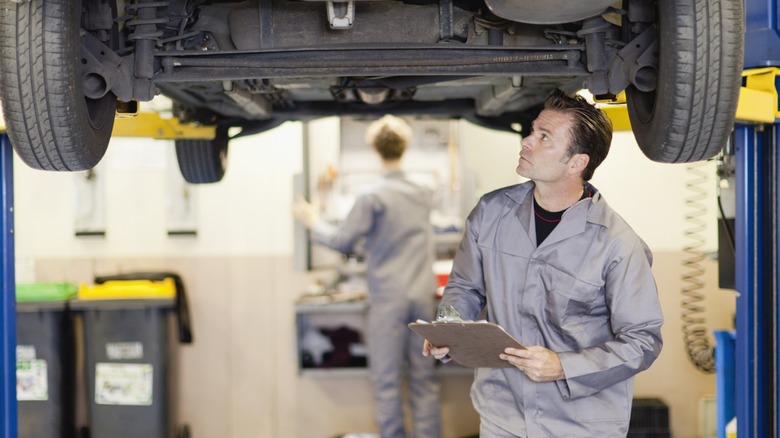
[
  {"x1": 291, "y1": 194, "x2": 320, "y2": 227},
  {"x1": 423, "y1": 340, "x2": 451, "y2": 363}
]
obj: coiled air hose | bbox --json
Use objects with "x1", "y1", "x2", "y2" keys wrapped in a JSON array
[{"x1": 681, "y1": 161, "x2": 715, "y2": 373}]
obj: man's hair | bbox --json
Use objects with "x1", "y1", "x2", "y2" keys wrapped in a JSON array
[
  {"x1": 365, "y1": 115, "x2": 412, "y2": 160},
  {"x1": 544, "y1": 89, "x2": 612, "y2": 181}
]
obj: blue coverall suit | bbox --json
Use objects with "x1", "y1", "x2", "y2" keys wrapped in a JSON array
[
  {"x1": 310, "y1": 169, "x2": 442, "y2": 438},
  {"x1": 441, "y1": 181, "x2": 664, "y2": 437}
]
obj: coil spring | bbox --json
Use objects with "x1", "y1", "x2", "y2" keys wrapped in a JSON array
[
  {"x1": 681, "y1": 161, "x2": 716, "y2": 373},
  {"x1": 125, "y1": 1, "x2": 169, "y2": 42}
]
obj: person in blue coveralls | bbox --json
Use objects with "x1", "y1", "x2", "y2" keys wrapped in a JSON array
[
  {"x1": 423, "y1": 89, "x2": 664, "y2": 438},
  {"x1": 293, "y1": 115, "x2": 441, "y2": 438}
]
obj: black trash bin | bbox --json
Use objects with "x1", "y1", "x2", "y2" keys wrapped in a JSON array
[
  {"x1": 16, "y1": 282, "x2": 77, "y2": 438},
  {"x1": 72, "y1": 273, "x2": 192, "y2": 438}
]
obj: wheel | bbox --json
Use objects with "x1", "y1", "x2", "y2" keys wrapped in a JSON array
[
  {"x1": 0, "y1": 0, "x2": 117, "y2": 171},
  {"x1": 626, "y1": 0, "x2": 743, "y2": 163},
  {"x1": 175, "y1": 126, "x2": 229, "y2": 184}
]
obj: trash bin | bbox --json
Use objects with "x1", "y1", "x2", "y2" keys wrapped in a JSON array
[
  {"x1": 16, "y1": 282, "x2": 78, "y2": 438},
  {"x1": 72, "y1": 273, "x2": 192, "y2": 438}
]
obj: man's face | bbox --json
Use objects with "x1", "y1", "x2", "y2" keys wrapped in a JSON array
[{"x1": 516, "y1": 109, "x2": 578, "y2": 183}]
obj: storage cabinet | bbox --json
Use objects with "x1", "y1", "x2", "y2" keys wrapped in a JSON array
[
  {"x1": 296, "y1": 301, "x2": 369, "y2": 376},
  {"x1": 295, "y1": 300, "x2": 471, "y2": 377}
]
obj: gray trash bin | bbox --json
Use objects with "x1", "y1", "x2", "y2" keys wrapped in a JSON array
[
  {"x1": 72, "y1": 273, "x2": 192, "y2": 438},
  {"x1": 16, "y1": 283, "x2": 77, "y2": 438}
]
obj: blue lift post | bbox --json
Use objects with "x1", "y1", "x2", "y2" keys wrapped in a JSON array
[
  {"x1": 0, "y1": 133, "x2": 16, "y2": 437},
  {"x1": 739, "y1": 0, "x2": 780, "y2": 437},
  {"x1": 733, "y1": 124, "x2": 776, "y2": 438}
]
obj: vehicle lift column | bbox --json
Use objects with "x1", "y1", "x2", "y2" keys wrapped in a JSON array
[
  {"x1": 737, "y1": 0, "x2": 780, "y2": 436},
  {"x1": 733, "y1": 122, "x2": 777, "y2": 438},
  {"x1": 0, "y1": 133, "x2": 17, "y2": 438}
]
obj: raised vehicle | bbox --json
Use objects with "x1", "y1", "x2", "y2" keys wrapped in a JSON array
[{"x1": 0, "y1": 0, "x2": 743, "y2": 183}]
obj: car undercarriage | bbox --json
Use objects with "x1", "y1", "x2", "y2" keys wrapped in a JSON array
[{"x1": 0, "y1": 0, "x2": 744, "y2": 183}]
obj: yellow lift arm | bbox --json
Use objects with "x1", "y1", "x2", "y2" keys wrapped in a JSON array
[
  {"x1": 601, "y1": 104, "x2": 632, "y2": 132},
  {"x1": 111, "y1": 112, "x2": 216, "y2": 139},
  {"x1": 595, "y1": 66, "x2": 779, "y2": 130},
  {"x1": 0, "y1": 109, "x2": 215, "y2": 138},
  {"x1": 736, "y1": 67, "x2": 780, "y2": 124}
]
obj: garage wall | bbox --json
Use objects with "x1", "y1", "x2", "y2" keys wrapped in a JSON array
[
  {"x1": 12, "y1": 118, "x2": 734, "y2": 438},
  {"x1": 14, "y1": 121, "x2": 303, "y2": 260},
  {"x1": 14, "y1": 119, "x2": 720, "y2": 261}
]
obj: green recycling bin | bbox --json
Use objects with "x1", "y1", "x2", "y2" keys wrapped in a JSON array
[
  {"x1": 72, "y1": 272, "x2": 192, "y2": 438},
  {"x1": 16, "y1": 282, "x2": 78, "y2": 438}
]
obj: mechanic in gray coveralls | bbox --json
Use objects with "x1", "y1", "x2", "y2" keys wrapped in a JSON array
[
  {"x1": 424, "y1": 89, "x2": 664, "y2": 437},
  {"x1": 294, "y1": 115, "x2": 441, "y2": 438}
]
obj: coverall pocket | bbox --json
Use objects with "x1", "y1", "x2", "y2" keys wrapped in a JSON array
[
  {"x1": 540, "y1": 264, "x2": 601, "y2": 328},
  {"x1": 477, "y1": 368, "x2": 507, "y2": 401},
  {"x1": 571, "y1": 380, "x2": 630, "y2": 423}
]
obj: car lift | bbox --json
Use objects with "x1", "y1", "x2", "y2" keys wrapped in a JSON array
[
  {"x1": 732, "y1": 0, "x2": 780, "y2": 436},
  {"x1": 0, "y1": 1, "x2": 778, "y2": 433}
]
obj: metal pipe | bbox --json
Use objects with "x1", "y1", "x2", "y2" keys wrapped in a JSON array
[{"x1": 155, "y1": 48, "x2": 585, "y2": 81}]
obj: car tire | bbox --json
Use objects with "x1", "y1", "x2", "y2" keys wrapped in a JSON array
[
  {"x1": 175, "y1": 126, "x2": 229, "y2": 184},
  {"x1": 0, "y1": 0, "x2": 116, "y2": 171},
  {"x1": 626, "y1": 0, "x2": 743, "y2": 163}
]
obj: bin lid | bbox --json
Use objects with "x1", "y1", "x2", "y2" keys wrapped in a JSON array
[
  {"x1": 16, "y1": 283, "x2": 77, "y2": 303},
  {"x1": 78, "y1": 278, "x2": 176, "y2": 301},
  {"x1": 70, "y1": 297, "x2": 175, "y2": 310}
]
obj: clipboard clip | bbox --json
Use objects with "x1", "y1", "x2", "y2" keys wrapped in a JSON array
[{"x1": 436, "y1": 305, "x2": 463, "y2": 322}]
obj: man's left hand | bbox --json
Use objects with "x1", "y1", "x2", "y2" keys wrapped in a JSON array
[{"x1": 500, "y1": 345, "x2": 565, "y2": 382}]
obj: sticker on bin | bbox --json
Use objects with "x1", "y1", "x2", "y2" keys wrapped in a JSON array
[
  {"x1": 17, "y1": 359, "x2": 48, "y2": 401},
  {"x1": 16, "y1": 345, "x2": 36, "y2": 361},
  {"x1": 95, "y1": 363, "x2": 153, "y2": 406},
  {"x1": 106, "y1": 342, "x2": 144, "y2": 360}
]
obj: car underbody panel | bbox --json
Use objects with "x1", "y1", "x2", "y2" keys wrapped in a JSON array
[
  {"x1": 99, "y1": 0, "x2": 623, "y2": 137},
  {"x1": 0, "y1": 0, "x2": 744, "y2": 177}
]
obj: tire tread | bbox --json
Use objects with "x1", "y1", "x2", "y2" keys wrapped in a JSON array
[
  {"x1": 627, "y1": 0, "x2": 743, "y2": 163},
  {"x1": 0, "y1": 0, "x2": 115, "y2": 171},
  {"x1": 175, "y1": 133, "x2": 228, "y2": 184}
]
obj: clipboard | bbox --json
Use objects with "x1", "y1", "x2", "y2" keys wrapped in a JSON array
[{"x1": 408, "y1": 321, "x2": 525, "y2": 368}]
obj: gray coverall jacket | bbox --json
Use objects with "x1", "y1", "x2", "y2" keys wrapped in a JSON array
[
  {"x1": 310, "y1": 169, "x2": 436, "y2": 304},
  {"x1": 440, "y1": 181, "x2": 664, "y2": 437},
  {"x1": 311, "y1": 169, "x2": 441, "y2": 438}
]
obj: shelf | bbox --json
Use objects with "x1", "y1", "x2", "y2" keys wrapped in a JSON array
[
  {"x1": 300, "y1": 368, "x2": 371, "y2": 378},
  {"x1": 433, "y1": 232, "x2": 463, "y2": 245},
  {"x1": 295, "y1": 300, "x2": 368, "y2": 314},
  {"x1": 436, "y1": 363, "x2": 475, "y2": 376},
  {"x1": 299, "y1": 365, "x2": 473, "y2": 378},
  {"x1": 295, "y1": 298, "x2": 475, "y2": 378}
]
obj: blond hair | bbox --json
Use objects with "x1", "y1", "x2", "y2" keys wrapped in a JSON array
[{"x1": 365, "y1": 115, "x2": 412, "y2": 160}]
